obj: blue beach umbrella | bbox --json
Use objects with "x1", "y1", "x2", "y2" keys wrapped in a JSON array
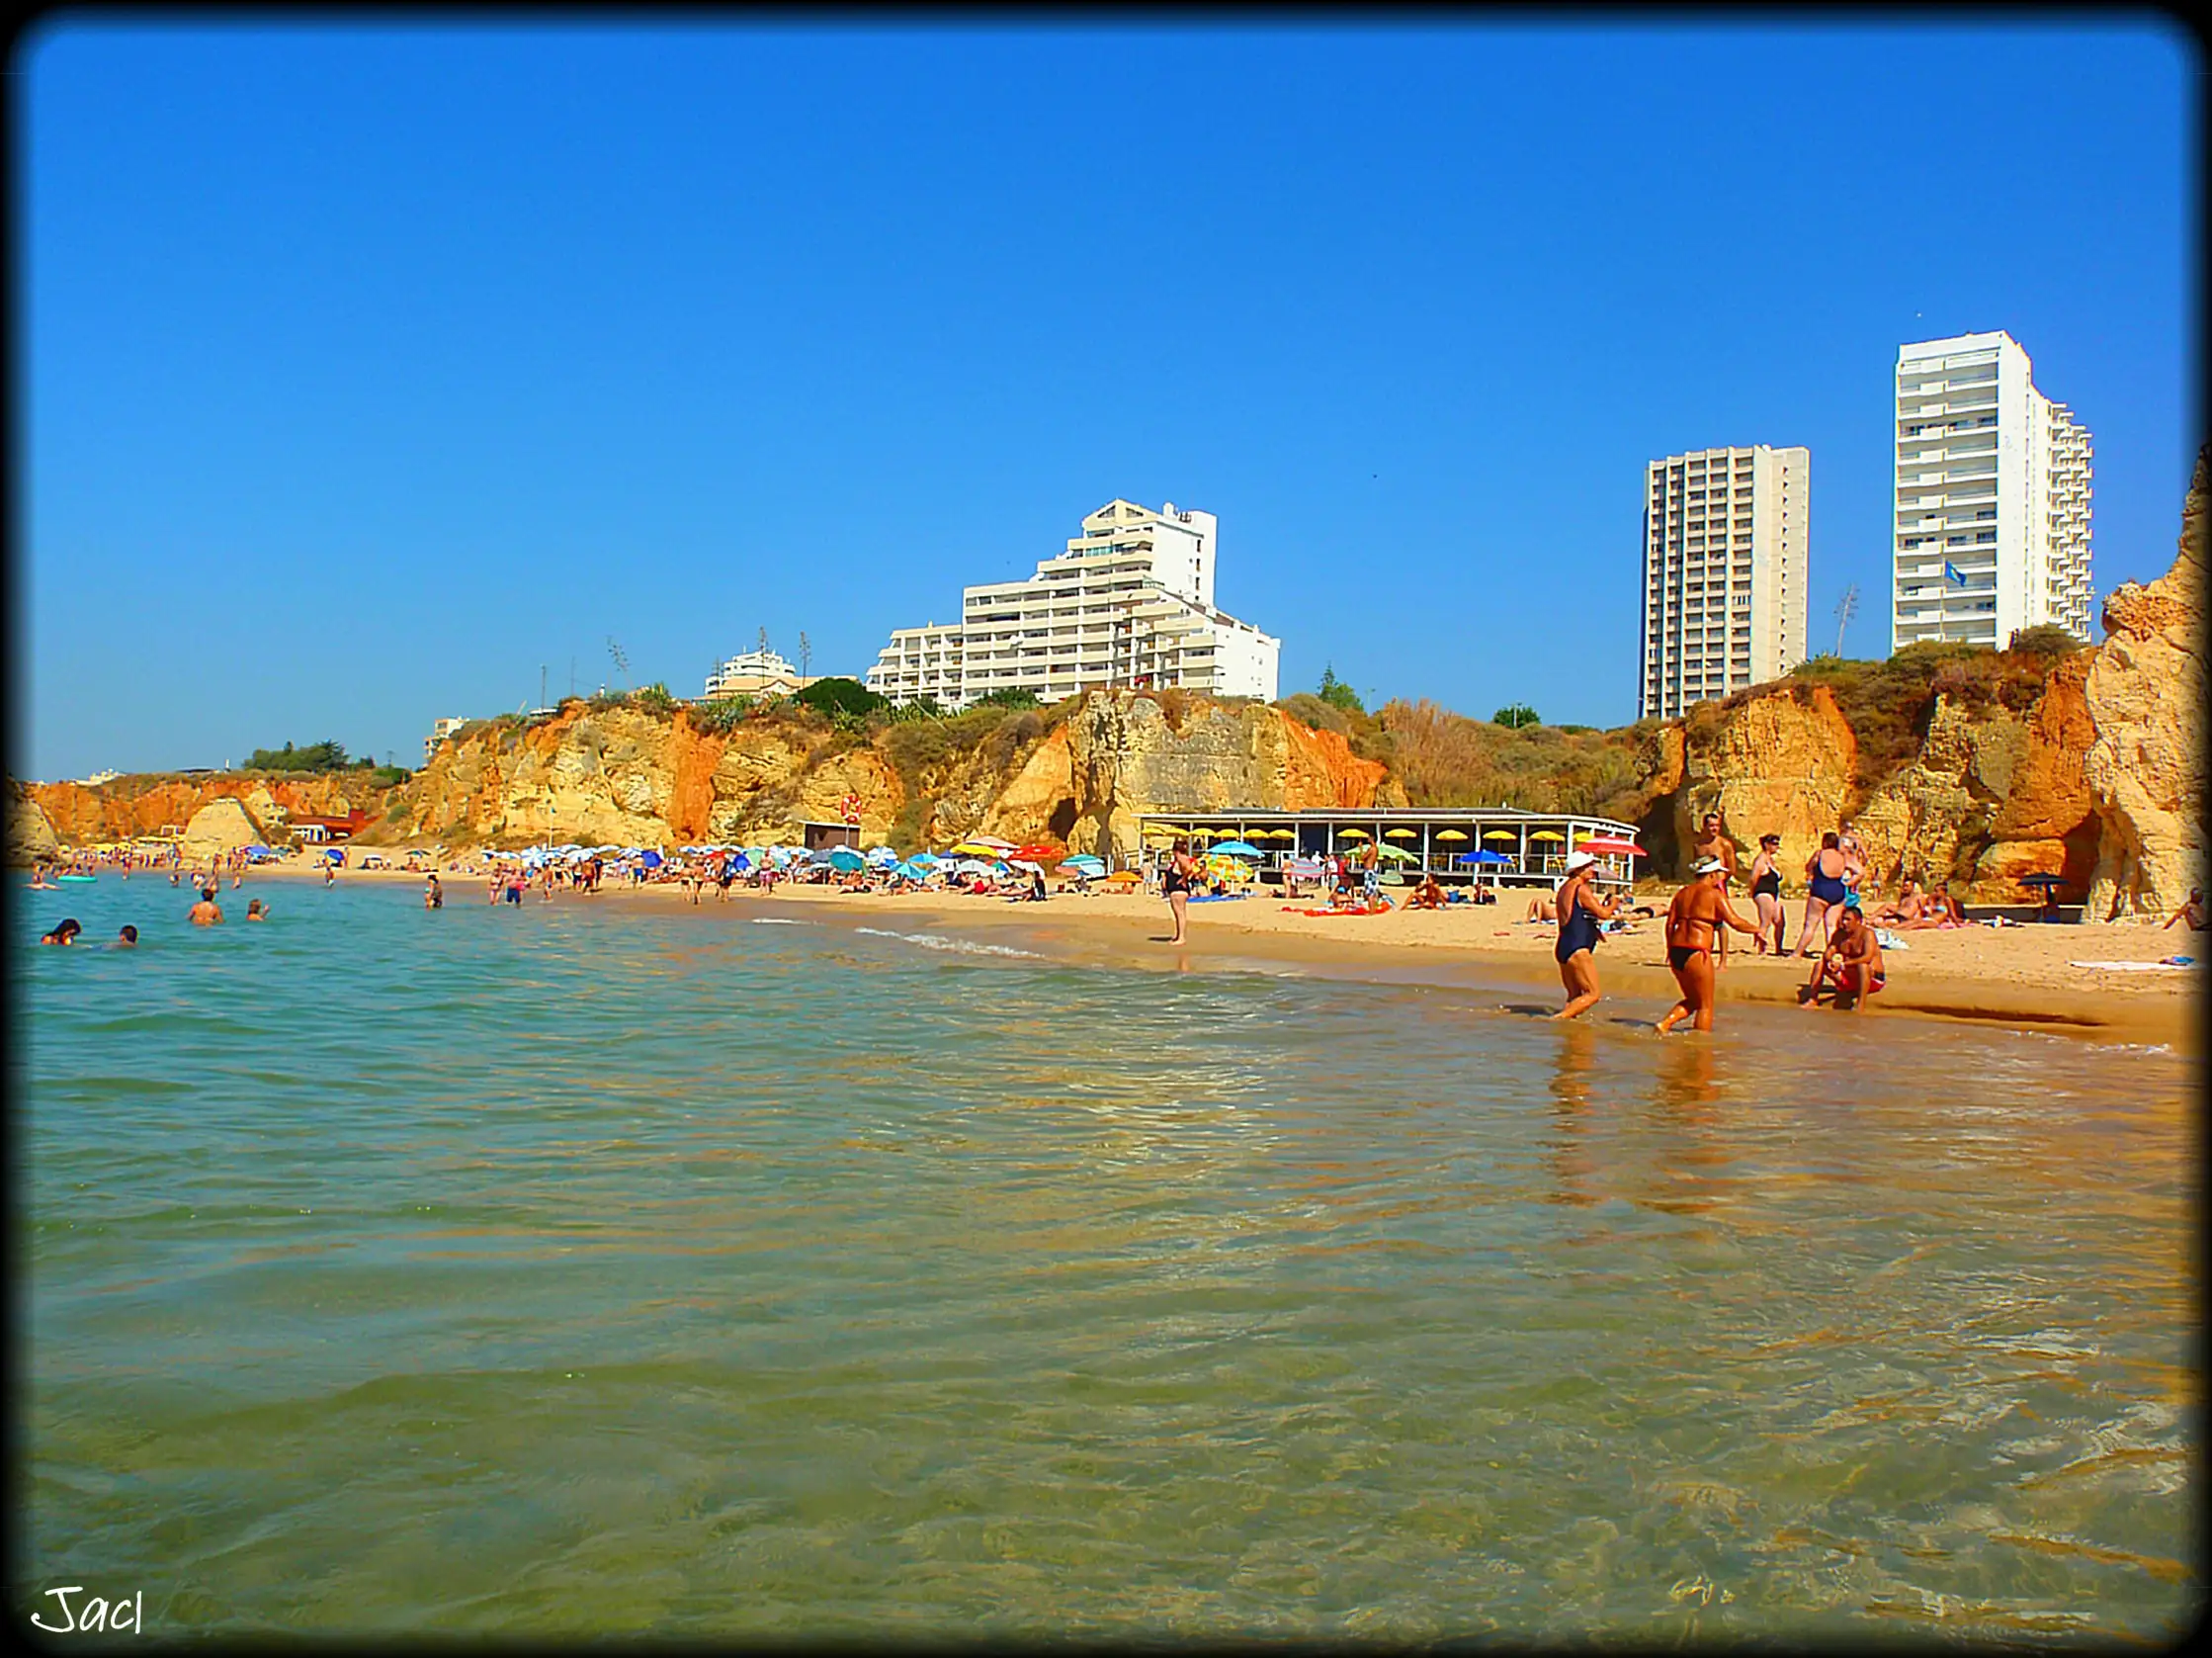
[
  {"x1": 827, "y1": 847, "x2": 867, "y2": 872},
  {"x1": 907, "y1": 852, "x2": 941, "y2": 868},
  {"x1": 1061, "y1": 854, "x2": 1107, "y2": 875},
  {"x1": 1209, "y1": 840, "x2": 1263, "y2": 859},
  {"x1": 1456, "y1": 850, "x2": 1511, "y2": 865},
  {"x1": 639, "y1": 849, "x2": 664, "y2": 869}
]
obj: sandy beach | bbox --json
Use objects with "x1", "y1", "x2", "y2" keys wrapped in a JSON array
[{"x1": 228, "y1": 852, "x2": 2200, "y2": 1047}]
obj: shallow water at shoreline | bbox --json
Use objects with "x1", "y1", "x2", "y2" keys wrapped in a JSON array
[{"x1": 20, "y1": 880, "x2": 2201, "y2": 1638}]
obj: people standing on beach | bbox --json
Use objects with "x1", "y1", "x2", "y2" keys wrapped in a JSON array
[
  {"x1": 1691, "y1": 813, "x2": 1739, "y2": 971},
  {"x1": 1747, "y1": 833, "x2": 1786, "y2": 954},
  {"x1": 1796, "y1": 832, "x2": 1850, "y2": 958},
  {"x1": 1656, "y1": 857, "x2": 1761, "y2": 1035},
  {"x1": 1163, "y1": 837, "x2": 1198, "y2": 945},
  {"x1": 1803, "y1": 905, "x2": 1886, "y2": 1011},
  {"x1": 188, "y1": 892, "x2": 223, "y2": 925},
  {"x1": 1550, "y1": 850, "x2": 1617, "y2": 1020},
  {"x1": 322, "y1": 861, "x2": 336, "y2": 889},
  {"x1": 40, "y1": 917, "x2": 82, "y2": 945},
  {"x1": 1359, "y1": 839, "x2": 1381, "y2": 907}
]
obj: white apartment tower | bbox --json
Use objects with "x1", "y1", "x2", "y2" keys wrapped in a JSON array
[
  {"x1": 865, "y1": 499, "x2": 1280, "y2": 709},
  {"x1": 1891, "y1": 331, "x2": 2092, "y2": 651},
  {"x1": 1639, "y1": 445, "x2": 1809, "y2": 721}
]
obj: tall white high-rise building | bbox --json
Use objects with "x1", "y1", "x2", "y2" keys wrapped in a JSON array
[
  {"x1": 1891, "y1": 331, "x2": 2093, "y2": 652},
  {"x1": 1639, "y1": 445, "x2": 1809, "y2": 721},
  {"x1": 864, "y1": 498, "x2": 1280, "y2": 709}
]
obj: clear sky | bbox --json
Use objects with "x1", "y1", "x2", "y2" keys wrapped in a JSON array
[{"x1": 17, "y1": 20, "x2": 2197, "y2": 781}]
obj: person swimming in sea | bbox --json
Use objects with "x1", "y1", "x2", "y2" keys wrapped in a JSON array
[
  {"x1": 114, "y1": 924, "x2": 138, "y2": 948},
  {"x1": 40, "y1": 917, "x2": 82, "y2": 945},
  {"x1": 245, "y1": 898, "x2": 268, "y2": 921},
  {"x1": 425, "y1": 873, "x2": 444, "y2": 910},
  {"x1": 189, "y1": 892, "x2": 224, "y2": 926}
]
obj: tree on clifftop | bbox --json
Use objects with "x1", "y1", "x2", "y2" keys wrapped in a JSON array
[
  {"x1": 244, "y1": 740, "x2": 352, "y2": 771},
  {"x1": 1491, "y1": 704, "x2": 1540, "y2": 730},
  {"x1": 795, "y1": 677, "x2": 890, "y2": 719},
  {"x1": 1317, "y1": 665, "x2": 1364, "y2": 714}
]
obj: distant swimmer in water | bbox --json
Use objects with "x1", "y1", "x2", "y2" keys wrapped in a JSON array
[
  {"x1": 30, "y1": 867, "x2": 57, "y2": 890},
  {"x1": 169, "y1": 871, "x2": 181, "y2": 887},
  {"x1": 40, "y1": 917, "x2": 82, "y2": 945},
  {"x1": 114, "y1": 924, "x2": 138, "y2": 947},
  {"x1": 189, "y1": 893, "x2": 224, "y2": 926},
  {"x1": 425, "y1": 873, "x2": 444, "y2": 910},
  {"x1": 245, "y1": 898, "x2": 268, "y2": 921},
  {"x1": 322, "y1": 863, "x2": 336, "y2": 888},
  {"x1": 1551, "y1": 850, "x2": 1618, "y2": 1020},
  {"x1": 1657, "y1": 857, "x2": 1760, "y2": 1035}
]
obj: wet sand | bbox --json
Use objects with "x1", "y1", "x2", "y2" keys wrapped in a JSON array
[{"x1": 235, "y1": 855, "x2": 2199, "y2": 1047}]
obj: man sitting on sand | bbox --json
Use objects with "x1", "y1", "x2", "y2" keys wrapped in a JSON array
[
  {"x1": 2163, "y1": 888, "x2": 2205, "y2": 931},
  {"x1": 1400, "y1": 874, "x2": 1447, "y2": 911},
  {"x1": 1657, "y1": 857, "x2": 1760, "y2": 1035},
  {"x1": 1802, "y1": 905, "x2": 1886, "y2": 1011}
]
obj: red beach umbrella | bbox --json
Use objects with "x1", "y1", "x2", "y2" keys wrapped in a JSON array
[{"x1": 1575, "y1": 836, "x2": 1644, "y2": 856}]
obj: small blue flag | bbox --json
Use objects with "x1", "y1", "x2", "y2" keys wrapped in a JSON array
[{"x1": 1943, "y1": 561, "x2": 1967, "y2": 586}]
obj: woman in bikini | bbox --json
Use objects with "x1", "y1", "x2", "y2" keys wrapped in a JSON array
[
  {"x1": 1796, "y1": 831, "x2": 1850, "y2": 958},
  {"x1": 1162, "y1": 837, "x2": 1198, "y2": 945},
  {"x1": 1747, "y1": 833, "x2": 1786, "y2": 955}
]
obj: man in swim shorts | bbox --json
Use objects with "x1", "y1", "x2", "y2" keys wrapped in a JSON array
[
  {"x1": 1551, "y1": 849, "x2": 1618, "y2": 1020},
  {"x1": 1803, "y1": 906, "x2": 1886, "y2": 1011},
  {"x1": 1657, "y1": 856, "x2": 1761, "y2": 1034},
  {"x1": 1690, "y1": 812, "x2": 1740, "y2": 972}
]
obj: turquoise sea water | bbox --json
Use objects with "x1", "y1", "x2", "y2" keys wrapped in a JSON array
[{"x1": 18, "y1": 877, "x2": 2199, "y2": 1639}]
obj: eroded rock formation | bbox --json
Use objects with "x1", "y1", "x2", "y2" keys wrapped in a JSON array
[{"x1": 2082, "y1": 444, "x2": 2206, "y2": 919}]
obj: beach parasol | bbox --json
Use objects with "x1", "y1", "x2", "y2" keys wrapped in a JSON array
[
  {"x1": 1456, "y1": 849, "x2": 1511, "y2": 865},
  {"x1": 1384, "y1": 828, "x2": 1418, "y2": 839},
  {"x1": 1337, "y1": 828, "x2": 1371, "y2": 840},
  {"x1": 1013, "y1": 843, "x2": 1064, "y2": 862},
  {"x1": 1210, "y1": 840, "x2": 1263, "y2": 859},
  {"x1": 1528, "y1": 830, "x2": 1565, "y2": 842},
  {"x1": 1434, "y1": 829, "x2": 1470, "y2": 842},
  {"x1": 1483, "y1": 829, "x2": 1518, "y2": 842},
  {"x1": 864, "y1": 846, "x2": 899, "y2": 866},
  {"x1": 946, "y1": 841, "x2": 1002, "y2": 857},
  {"x1": 1061, "y1": 855, "x2": 1107, "y2": 878},
  {"x1": 1575, "y1": 836, "x2": 1644, "y2": 856},
  {"x1": 827, "y1": 847, "x2": 867, "y2": 873},
  {"x1": 907, "y1": 852, "x2": 941, "y2": 868},
  {"x1": 966, "y1": 835, "x2": 1017, "y2": 851},
  {"x1": 1104, "y1": 870, "x2": 1142, "y2": 885},
  {"x1": 1008, "y1": 858, "x2": 1045, "y2": 874},
  {"x1": 639, "y1": 849, "x2": 664, "y2": 868},
  {"x1": 1373, "y1": 844, "x2": 1417, "y2": 862},
  {"x1": 1265, "y1": 828, "x2": 1299, "y2": 840}
]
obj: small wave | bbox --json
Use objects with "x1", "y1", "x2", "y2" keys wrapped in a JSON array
[
  {"x1": 749, "y1": 917, "x2": 814, "y2": 926},
  {"x1": 852, "y1": 927, "x2": 1043, "y2": 960}
]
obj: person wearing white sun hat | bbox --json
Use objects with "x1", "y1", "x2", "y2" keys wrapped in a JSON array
[
  {"x1": 1658, "y1": 856, "x2": 1761, "y2": 1035},
  {"x1": 1550, "y1": 848, "x2": 1617, "y2": 1020}
]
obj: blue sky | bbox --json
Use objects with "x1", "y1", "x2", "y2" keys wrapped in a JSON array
[{"x1": 18, "y1": 21, "x2": 2197, "y2": 781}]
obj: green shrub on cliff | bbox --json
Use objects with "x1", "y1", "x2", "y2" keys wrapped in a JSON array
[
  {"x1": 244, "y1": 740, "x2": 353, "y2": 771},
  {"x1": 1375, "y1": 698, "x2": 1643, "y2": 820}
]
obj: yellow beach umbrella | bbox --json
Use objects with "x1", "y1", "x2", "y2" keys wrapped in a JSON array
[
  {"x1": 1529, "y1": 830, "x2": 1565, "y2": 842},
  {"x1": 1337, "y1": 828, "x2": 1370, "y2": 840},
  {"x1": 1483, "y1": 829, "x2": 1517, "y2": 842},
  {"x1": 1270, "y1": 828, "x2": 1299, "y2": 839},
  {"x1": 1435, "y1": 829, "x2": 1470, "y2": 842},
  {"x1": 1384, "y1": 828, "x2": 1417, "y2": 839},
  {"x1": 946, "y1": 841, "x2": 1004, "y2": 857}
]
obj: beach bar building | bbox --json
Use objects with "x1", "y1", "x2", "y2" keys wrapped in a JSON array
[{"x1": 1131, "y1": 808, "x2": 1643, "y2": 889}]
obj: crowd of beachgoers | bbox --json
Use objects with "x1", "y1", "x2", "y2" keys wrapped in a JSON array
[{"x1": 29, "y1": 816, "x2": 2201, "y2": 1037}]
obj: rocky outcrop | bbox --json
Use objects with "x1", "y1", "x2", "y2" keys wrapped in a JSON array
[
  {"x1": 28, "y1": 772, "x2": 394, "y2": 846},
  {"x1": 1650, "y1": 685, "x2": 1857, "y2": 882},
  {"x1": 180, "y1": 797, "x2": 268, "y2": 861},
  {"x1": 2082, "y1": 444, "x2": 2206, "y2": 920},
  {"x1": 7, "y1": 779, "x2": 61, "y2": 864},
  {"x1": 339, "y1": 691, "x2": 1396, "y2": 855}
]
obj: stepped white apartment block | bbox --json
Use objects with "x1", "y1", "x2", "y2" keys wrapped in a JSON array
[
  {"x1": 1891, "y1": 331, "x2": 2092, "y2": 652},
  {"x1": 865, "y1": 498, "x2": 1280, "y2": 709},
  {"x1": 1639, "y1": 445, "x2": 1810, "y2": 721}
]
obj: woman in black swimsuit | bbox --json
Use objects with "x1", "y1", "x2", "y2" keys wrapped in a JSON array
[
  {"x1": 1162, "y1": 837, "x2": 1197, "y2": 945},
  {"x1": 1551, "y1": 851, "x2": 1618, "y2": 1020},
  {"x1": 1748, "y1": 833, "x2": 1785, "y2": 955}
]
